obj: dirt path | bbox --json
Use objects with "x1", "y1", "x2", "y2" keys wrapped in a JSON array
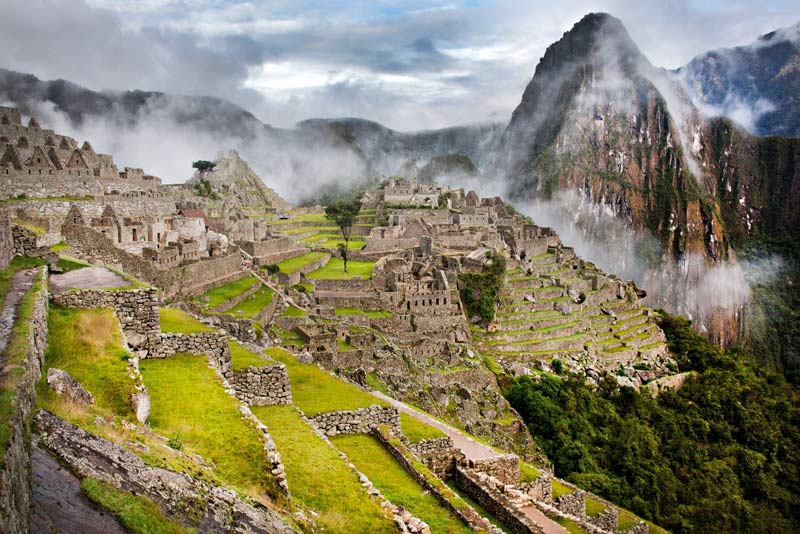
[
  {"x1": 49, "y1": 267, "x2": 130, "y2": 294},
  {"x1": 0, "y1": 268, "x2": 37, "y2": 355},
  {"x1": 370, "y1": 390, "x2": 500, "y2": 460},
  {"x1": 371, "y1": 391, "x2": 570, "y2": 534}
]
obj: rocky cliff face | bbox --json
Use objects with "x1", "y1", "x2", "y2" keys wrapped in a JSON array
[
  {"x1": 678, "y1": 23, "x2": 800, "y2": 138},
  {"x1": 493, "y1": 13, "x2": 746, "y2": 345}
]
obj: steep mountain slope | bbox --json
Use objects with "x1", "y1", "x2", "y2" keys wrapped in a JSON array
[
  {"x1": 493, "y1": 13, "x2": 741, "y2": 344},
  {"x1": 678, "y1": 23, "x2": 800, "y2": 138}
]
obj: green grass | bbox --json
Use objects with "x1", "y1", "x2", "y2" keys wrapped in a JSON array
[
  {"x1": 335, "y1": 307, "x2": 394, "y2": 318},
  {"x1": 81, "y1": 477, "x2": 196, "y2": 534},
  {"x1": 308, "y1": 258, "x2": 374, "y2": 280},
  {"x1": 400, "y1": 413, "x2": 446, "y2": 443},
  {"x1": 552, "y1": 479, "x2": 574, "y2": 499},
  {"x1": 277, "y1": 252, "x2": 328, "y2": 274},
  {"x1": 253, "y1": 405, "x2": 394, "y2": 533},
  {"x1": 38, "y1": 307, "x2": 136, "y2": 419},
  {"x1": 268, "y1": 212, "x2": 332, "y2": 224},
  {"x1": 617, "y1": 509, "x2": 640, "y2": 531},
  {"x1": 337, "y1": 339, "x2": 357, "y2": 352},
  {"x1": 309, "y1": 238, "x2": 365, "y2": 251},
  {"x1": 49, "y1": 241, "x2": 69, "y2": 252},
  {"x1": 294, "y1": 282, "x2": 315, "y2": 293},
  {"x1": 282, "y1": 305, "x2": 306, "y2": 317},
  {"x1": 225, "y1": 285, "x2": 274, "y2": 318},
  {"x1": 585, "y1": 496, "x2": 607, "y2": 518},
  {"x1": 56, "y1": 256, "x2": 90, "y2": 273},
  {"x1": 266, "y1": 347, "x2": 387, "y2": 416},
  {"x1": 333, "y1": 434, "x2": 472, "y2": 533},
  {"x1": 554, "y1": 516, "x2": 582, "y2": 534},
  {"x1": 229, "y1": 341, "x2": 267, "y2": 370},
  {"x1": 197, "y1": 276, "x2": 259, "y2": 309},
  {"x1": 7, "y1": 194, "x2": 93, "y2": 203},
  {"x1": 520, "y1": 462, "x2": 542, "y2": 484},
  {"x1": 158, "y1": 308, "x2": 214, "y2": 334},
  {"x1": 12, "y1": 218, "x2": 45, "y2": 234},
  {"x1": 140, "y1": 353, "x2": 280, "y2": 499}
]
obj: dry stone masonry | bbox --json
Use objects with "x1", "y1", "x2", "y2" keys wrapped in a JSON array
[{"x1": 311, "y1": 405, "x2": 401, "y2": 436}]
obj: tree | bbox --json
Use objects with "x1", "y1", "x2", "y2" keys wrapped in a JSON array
[
  {"x1": 325, "y1": 199, "x2": 361, "y2": 273},
  {"x1": 192, "y1": 160, "x2": 217, "y2": 173}
]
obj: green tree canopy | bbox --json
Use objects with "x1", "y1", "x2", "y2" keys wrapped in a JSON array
[
  {"x1": 192, "y1": 160, "x2": 217, "y2": 172},
  {"x1": 325, "y1": 199, "x2": 362, "y2": 272}
]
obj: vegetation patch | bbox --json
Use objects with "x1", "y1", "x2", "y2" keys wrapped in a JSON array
[
  {"x1": 158, "y1": 308, "x2": 214, "y2": 334},
  {"x1": 400, "y1": 413, "x2": 446, "y2": 443},
  {"x1": 252, "y1": 405, "x2": 395, "y2": 533},
  {"x1": 281, "y1": 305, "x2": 306, "y2": 317},
  {"x1": 459, "y1": 253, "x2": 505, "y2": 324},
  {"x1": 81, "y1": 477, "x2": 196, "y2": 534},
  {"x1": 140, "y1": 353, "x2": 280, "y2": 499},
  {"x1": 229, "y1": 341, "x2": 267, "y2": 370},
  {"x1": 266, "y1": 347, "x2": 386, "y2": 416},
  {"x1": 276, "y1": 252, "x2": 328, "y2": 274},
  {"x1": 335, "y1": 307, "x2": 394, "y2": 318},
  {"x1": 332, "y1": 434, "x2": 472, "y2": 533},
  {"x1": 225, "y1": 285, "x2": 274, "y2": 318},
  {"x1": 308, "y1": 258, "x2": 374, "y2": 280},
  {"x1": 196, "y1": 277, "x2": 259, "y2": 309}
]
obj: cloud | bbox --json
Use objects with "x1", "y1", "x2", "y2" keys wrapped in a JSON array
[{"x1": 2, "y1": 0, "x2": 800, "y2": 132}]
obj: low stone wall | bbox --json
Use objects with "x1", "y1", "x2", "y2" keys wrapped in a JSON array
[
  {"x1": 374, "y1": 430, "x2": 492, "y2": 531},
  {"x1": 520, "y1": 475, "x2": 552, "y2": 502},
  {"x1": 555, "y1": 490, "x2": 585, "y2": 519},
  {"x1": 468, "y1": 454, "x2": 520, "y2": 486},
  {"x1": 408, "y1": 436, "x2": 453, "y2": 457},
  {"x1": 588, "y1": 507, "x2": 618, "y2": 532},
  {"x1": 419, "y1": 448, "x2": 464, "y2": 480},
  {"x1": 156, "y1": 331, "x2": 229, "y2": 363},
  {"x1": 51, "y1": 288, "x2": 161, "y2": 356},
  {"x1": 311, "y1": 405, "x2": 400, "y2": 436},
  {"x1": 453, "y1": 467, "x2": 545, "y2": 534},
  {"x1": 229, "y1": 364, "x2": 292, "y2": 406},
  {"x1": 276, "y1": 254, "x2": 330, "y2": 286},
  {"x1": 313, "y1": 278, "x2": 374, "y2": 292},
  {"x1": 0, "y1": 267, "x2": 48, "y2": 534}
]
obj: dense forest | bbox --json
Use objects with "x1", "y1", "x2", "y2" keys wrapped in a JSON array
[{"x1": 506, "y1": 312, "x2": 800, "y2": 533}]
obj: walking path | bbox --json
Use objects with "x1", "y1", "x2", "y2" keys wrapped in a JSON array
[
  {"x1": 0, "y1": 268, "x2": 37, "y2": 354},
  {"x1": 370, "y1": 390, "x2": 569, "y2": 534},
  {"x1": 49, "y1": 266, "x2": 129, "y2": 293}
]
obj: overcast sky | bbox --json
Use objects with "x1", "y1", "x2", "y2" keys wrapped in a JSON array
[{"x1": 2, "y1": 0, "x2": 799, "y2": 130}]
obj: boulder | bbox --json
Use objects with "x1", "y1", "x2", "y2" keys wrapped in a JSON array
[
  {"x1": 131, "y1": 389, "x2": 151, "y2": 423},
  {"x1": 46, "y1": 368, "x2": 94, "y2": 405}
]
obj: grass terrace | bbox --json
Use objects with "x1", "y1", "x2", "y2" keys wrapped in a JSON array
[
  {"x1": 332, "y1": 434, "x2": 472, "y2": 534},
  {"x1": 276, "y1": 252, "x2": 328, "y2": 274},
  {"x1": 196, "y1": 276, "x2": 259, "y2": 309},
  {"x1": 158, "y1": 308, "x2": 214, "y2": 334},
  {"x1": 266, "y1": 347, "x2": 387, "y2": 416},
  {"x1": 229, "y1": 341, "x2": 268, "y2": 370},
  {"x1": 37, "y1": 307, "x2": 136, "y2": 420},
  {"x1": 308, "y1": 258, "x2": 374, "y2": 280},
  {"x1": 12, "y1": 218, "x2": 45, "y2": 234},
  {"x1": 281, "y1": 305, "x2": 306, "y2": 317},
  {"x1": 225, "y1": 285, "x2": 274, "y2": 318},
  {"x1": 400, "y1": 413, "x2": 446, "y2": 443},
  {"x1": 140, "y1": 352, "x2": 281, "y2": 499},
  {"x1": 253, "y1": 405, "x2": 395, "y2": 533}
]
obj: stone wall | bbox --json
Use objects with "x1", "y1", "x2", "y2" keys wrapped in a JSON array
[
  {"x1": 61, "y1": 224, "x2": 246, "y2": 299},
  {"x1": 453, "y1": 467, "x2": 545, "y2": 534},
  {"x1": 589, "y1": 507, "x2": 618, "y2": 532},
  {"x1": 408, "y1": 436, "x2": 453, "y2": 457},
  {"x1": 314, "y1": 278, "x2": 374, "y2": 292},
  {"x1": 11, "y1": 224, "x2": 38, "y2": 257},
  {"x1": 555, "y1": 490, "x2": 585, "y2": 519},
  {"x1": 229, "y1": 364, "x2": 292, "y2": 406},
  {"x1": 374, "y1": 430, "x2": 490, "y2": 532},
  {"x1": 311, "y1": 405, "x2": 400, "y2": 436},
  {"x1": 520, "y1": 475, "x2": 552, "y2": 502},
  {"x1": 0, "y1": 204, "x2": 11, "y2": 269},
  {"x1": 51, "y1": 288, "x2": 161, "y2": 356},
  {"x1": 276, "y1": 254, "x2": 330, "y2": 286},
  {"x1": 0, "y1": 267, "x2": 48, "y2": 534},
  {"x1": 156, "y1": 331, "x2": 229, "y2": 361},
  {"x1": 467, "y1": 454, "x2": 520, "y2": 486}
]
